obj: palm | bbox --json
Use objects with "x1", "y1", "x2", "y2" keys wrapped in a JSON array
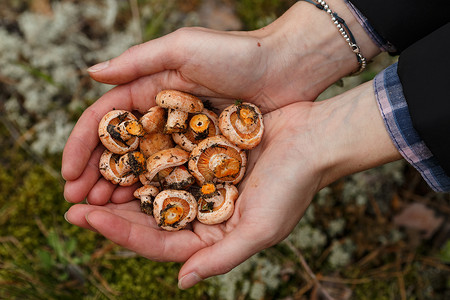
[{"x1": 66, "y1": 102, "x2": 320, "y2": 276}]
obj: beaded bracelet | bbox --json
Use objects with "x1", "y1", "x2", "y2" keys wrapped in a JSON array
[{"x1": 302, "y1": 0, "x2": 367, "y2": 75}]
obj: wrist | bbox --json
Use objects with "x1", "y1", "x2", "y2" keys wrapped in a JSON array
[
  {"x1": 255, "y1": 0, "x2": 380, "y2": 100},
  {"x1": 308, "y1": 81, "x2": 402, "y2": 189}
]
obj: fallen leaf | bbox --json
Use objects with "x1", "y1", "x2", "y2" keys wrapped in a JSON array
[{"x1": 393, "y1": 203, "x2": 444, "y2": 239}]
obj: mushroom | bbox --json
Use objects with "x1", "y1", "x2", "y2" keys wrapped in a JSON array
[
  {"x1": 153, "y1": 189, "x2": 198, "y2": 231},
  {"x1": 134, "y1": 185, "x2": 160, "y2": 216},
  {"x1": 197, "y1": 183, "x2": 239, "y2": 225},
  {"x1": 219, "y1": 102, "x2": 264, "y2": 149},
  {"x1": 155, "y1": 90, "x2": 204, "y2": 134},
  {"x1": 188, "y1": 135, "x2": 247, "y2": 185},
  {"x1": 141, "y1": 148, "x2": 190, "y2": 184},
  {"x1": 99, "y1": 110, "x2": 144, "y2": 154},
  {"x1": 140, "y1": 106, "x2": 166, "y2": 134},
  {"x1": 99, "y1": 149, "x2": 146, "y2": 186},
  {"x1": 172, "y1": 108, "x2": 220, "y2": 151},
  {"x1": 163, "y1": 165, "x2": 195, "y2": 190},
  {"x1": 139, "y1": 132, "x2": 174, "y2": 158}
]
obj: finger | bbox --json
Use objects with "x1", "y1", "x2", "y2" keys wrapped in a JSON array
[
  {"x1": 86, "y1": 177, "x2": 116, "y2": 205},
  {"x1": 87, "y1": 29, "x2": 188, "y2": 85},
  {"x1": 110, "y1": 183, "x2": 141, "y2": 204},
  {"x1": 63, "y1": 145, "x2": 104, "y2": 203},
  {"x1": 65, "y1": 202, "x2": 156, "y2": 231},
  {"x1": 84, "y1": 210, "x2": 207, "y2": 262},
  {"x1": 177, "y1": 224, "x2": 266, "y2": 289}
]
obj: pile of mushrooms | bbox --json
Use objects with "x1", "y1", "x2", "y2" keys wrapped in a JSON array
[{"x1": 98, "y1": 90, "x2": 264, "y2": 231}]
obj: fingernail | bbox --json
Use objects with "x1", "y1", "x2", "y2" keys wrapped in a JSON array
[
  {"x1": 178, "y1": 272, "x2": 202, "y2": 290},
  {"x1": 87, "y1": 60, "x2": 110, "y2": 72},
  {"x1": 64, "y1": 212, "x2": 71, "y2": 224}
]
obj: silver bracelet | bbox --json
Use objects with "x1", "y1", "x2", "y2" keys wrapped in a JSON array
[{"x1": 303, "y1": 0, "x2": 367, "y2": 75}]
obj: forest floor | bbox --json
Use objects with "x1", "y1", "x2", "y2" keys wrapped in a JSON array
[{"x1": 0, "y1": 0, "x2": 449, "y2": 299}]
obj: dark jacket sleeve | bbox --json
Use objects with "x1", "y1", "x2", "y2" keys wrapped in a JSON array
[
  {"x1": 348, "y1": 0, "x2": 449, "y2": 53},
  {"x1": 349, "y1": 0, "x2": 450, "y2": 176},
  {"x1": 398, "y1": 24, "x2": 450, "y2": 174}
]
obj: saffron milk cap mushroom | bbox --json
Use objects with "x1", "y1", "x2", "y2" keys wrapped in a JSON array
[
  {"x1": 219, "y1": 102, "x2": 264, "y2": 149},
  {"x1": 99, "y1": 149, "x2": 146, "y2": 186},
  {"x1": 134, "y1": 185, "x2": 160, "y2": 216},
  {"x1": 139, "y1": 132, "x2": 174, "y2": 158},
  {"x1": 197, "y1": 183, "x2": 238, "y2": 225},
  {"x1": 153, "y1": 189, "x2": 197, "y2": 231},
  {"x1": 162, "y1": 165, "x2": 195, "y2": 190},
  {"x1": 188, "y1": 135, "x2": 247, "y2": 185},
  {"x1": 140, "y1": 106, "x2": 166, "y2": 134},
  {"x1": 98, "y1": 110, "x2": 144, "y2": 154},
  {"x1": 172, "y1": 108, "x2": 220, "y2": 151},
  {"x1": 155, "y1": 90, "x2": 204, "y2": 134},
  {"x1": 142, "y1": 148, "x2": 190, "y2": 184}
]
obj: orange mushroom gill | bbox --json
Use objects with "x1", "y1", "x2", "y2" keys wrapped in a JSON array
[
  {"x1": 198, "y1": 188, "x2": 227, "y2": 212},
  {"x1": 197, "y1": 145, "x2": 242, "y2": 182},
  {"x1": 230, "y1": 112, "x2": 261, "y2": 139},
  {"x1": 160, "y1": 197, "x2": 190, "y2": 226}
]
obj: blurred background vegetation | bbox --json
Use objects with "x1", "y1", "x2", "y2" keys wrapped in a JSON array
[{"x1": 0, "y1": 0, "x2": 449, "y2": 299}]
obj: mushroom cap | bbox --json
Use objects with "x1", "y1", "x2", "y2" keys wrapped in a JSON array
[
  {"x1": 98, "y1": 110, "x2": 141, "y2": 154},
  {"x1": 219, "y1": 102, "x2": 264, "y2": 150},
  {"x1": 139, "y1": 132, "x2": 174, "y2": 158},
  {"x1": 197, "y1": 183, "x2": 238, "y2": 225},
  {"x1": 140, "y1": 106, "x2": 166, "y2": 134},
  {"x1": 133, "y1": 184, "x2": 160, "y2": 198},
  {"x1": 188, "y1": 135, "x2": 247, "y2": 185},
  {"x1": 156, "y1": 90, "x2": 204, "y2": 113},
  {"x1": 163, "y1": 165, "x2": 195, "y2": 190},
  {"x1": 99, "y1": 149, "x2": 144, "y2": 186},
  {"x1": 153, "y1": 189, "x2": 197, "y2": 231},
  {"x1": 144, "y1": 148, "x2": 190, "y2": 183},
  {"x1": 172, "y1": 108, "x2": 220, "y2": 151}
]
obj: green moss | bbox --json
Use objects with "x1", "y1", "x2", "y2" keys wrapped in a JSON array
[{"x1": 99, "y1": 258, "x2": 210, "y2": 299}]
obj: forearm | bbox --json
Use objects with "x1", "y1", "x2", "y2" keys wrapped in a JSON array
[
  {"x1": 256, "y1": 0, "x2": 380, "y2": 100},
  {"x1": 309, "y1": 81, "x2": 402, "y2": 189}
]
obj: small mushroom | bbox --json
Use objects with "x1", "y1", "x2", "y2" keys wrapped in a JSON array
[
  {"x1": 139, "y1": 132, "x2": 174, "y2": 158},
  {"x1": 163, "y1": 165, "x2": 195, "y2": 190},
  {"x1": 155, "y1": 90, "x2": 204, "y2": 133},
  {"x1": 99, "y1": 149, "x2": 146, "y2": 186},
  {"x1": 99, "y1": 110, "x2": 144, "y2": 154},
  {"x1": 140, "y1": 106, "x2": 166, "y2": 134},
  {"x1": 141, "y1": 148, "x2": 190, "y2": 184},
  {"x1": 188, "y1": 135, "x2": 247, "y2": 185},
  {"x1": 172, "y1": 108, "x2": 220, "y2": 151},
  {"x1": 153, "y1": 189, "x2": 198, "y2": 231},
  {"x1": 197, "y1": 183, "x2": 238, "y2": 225},
  {"x1": 134, "y1": 185, "x2": 160, "y2": 216},
  {"x1": 219, "y1": 102, "x2": 264, "y2": 149}
]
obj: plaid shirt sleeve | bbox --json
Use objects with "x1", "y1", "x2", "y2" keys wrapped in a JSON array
[
  {"x1": 374, "y1": 64, "x2": 450, "y2": 192},
  {"x1": 345, "y1": 1, "x2": 450, "y2": 192}
]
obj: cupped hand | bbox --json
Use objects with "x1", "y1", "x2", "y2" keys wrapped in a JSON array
[
  {"x1": 86, "y1": 26, "x2": 316, "y2": 112},
  {"x1": 65, "y1": 101, "x2": 324, "y2": 289}
]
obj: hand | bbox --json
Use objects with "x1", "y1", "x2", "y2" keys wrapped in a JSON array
[
  {"x1": 62, "y1": 0, "x2": 380, "y2": 198},
  {"x1": 64, "y1": 81, "x2": 402, "y2": 289},
  {"x1": 64, "y1": 101, "x2": 322, "y2": 289},
  {"x1": 84, "y1": 1, "x2": 380, "y2": 111}
]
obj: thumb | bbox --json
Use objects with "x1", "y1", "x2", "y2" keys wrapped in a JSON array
[
  {"x1": 177, "y1": 226, "x2": 267, "y2": 289},
  {"x1": 87, "y1": 30, "x2": 187, "y2": 85}
]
